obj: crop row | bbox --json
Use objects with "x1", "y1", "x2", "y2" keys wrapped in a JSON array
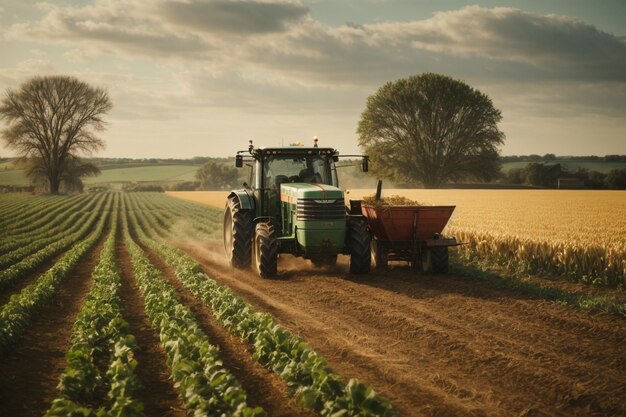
[
  {"x1": 129, "y1": 192, "x2": 221, "y2": 239},
  {"x1": 0, "y1": 193, "x2": 100, "y2": 255},
  {"x1": 0, "y1": 195, "x2": 111, "y2": 354},
  {"x1": 121, "y1": 198, "x2": 265, "y2": 417},
  {"x1": 0, "y1": 194, "x2": 62, "y2": 228},
  {"x1": 46, "y1": 198, "x2": 144, "y2": 417},
  {"x1": 0, "y1": 193, "x2": 112, "y2": 290},
  {"x1": 125, "y1": 194, "x2": 395, "y2": 417},
  {"x1": 3, "y1": 193, "x2": 89, "y2": 235},
  {"x1": 0, "y1": 193, "x2": 38, "y2": 222},
  {"x1": 0, "y1": 193, "x2": 105, "y2": 266}
]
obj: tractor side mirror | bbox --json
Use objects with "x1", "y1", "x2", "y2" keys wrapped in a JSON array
[
  {"x1": 333, "y1": 155, "x2": 339, "y2": 162},
  {"x1": 235, "y1": 155, "x2": 243, "y2": 168},
  {"x1": 361, "y1": 157, "x2": 369, "y2": 172}
]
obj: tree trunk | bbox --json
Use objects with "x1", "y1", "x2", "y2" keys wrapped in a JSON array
[{"x1": 49, "y1": 171, "x2": 60, "y2": 194}]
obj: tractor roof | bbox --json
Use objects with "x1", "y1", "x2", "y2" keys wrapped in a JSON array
[{"x1": 255, "y1": 146, "x2": 337, "y2": 155}]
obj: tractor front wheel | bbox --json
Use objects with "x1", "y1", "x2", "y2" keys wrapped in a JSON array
[
  {"x1": 349, "y1": 218, "x2": 371, "y2": 274},
  {"x1": 254, "y1": 221, "x2": 278, "y2": 278},
  {"x1": 224, "y1": 197, "x2": 252, "y2": 268}
]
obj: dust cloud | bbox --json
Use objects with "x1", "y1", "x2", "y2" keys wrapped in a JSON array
[{"x1": 168, "y1": 218, "x2": 228, "y2": 266}]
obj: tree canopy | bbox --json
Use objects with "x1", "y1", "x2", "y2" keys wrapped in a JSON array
[
  {"x1": 357, "y1": 73, "x2": 505, "y2": 188},
  {"x1": 195, "y1": 161, "x2": 239, "y2": 190},
  {"x1": 0, "y1": 75, "x2": 111, "y2": 193}
]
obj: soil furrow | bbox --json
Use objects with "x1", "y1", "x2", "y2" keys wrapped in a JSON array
[
  {"x1": 138, "y1": 241, "x2": 314, "y2": 417},
  {"x1": 175, "y1": 241, "x2": 626, "y2": 417},
  {"x1": 115, "y1": 238, "x2": 186, "y2": 417},
  {"x1": 0, "y1": 237, "x2": 106, "y2": 417}
]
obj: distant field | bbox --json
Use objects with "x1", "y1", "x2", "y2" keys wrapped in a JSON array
[
  {"x1": 0, "y1": 169, "x2": 30, "y2": 186},
  {"x1": 501, "y1": 160, "x2": 626, "y2": 173},
  {"x1": 0, "y1": 163, "x2": 200, "y2": 185},
  {"x1": 86, "y1": 164, "x2": 199, "y2": 183}
]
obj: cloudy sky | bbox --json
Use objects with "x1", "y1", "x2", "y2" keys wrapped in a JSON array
[{"x1": 0, "y1": 0, "x2": 625, "y2": 158}]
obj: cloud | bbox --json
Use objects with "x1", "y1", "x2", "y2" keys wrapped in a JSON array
[
  {"x1": 6, "y1": 1, "x2": 213, "y2": 59},
  {"x1": 7, "y1": 3, "x2": 625, "y2": 86},
  {"x1": 3, "y1": 2, "x2": 626, "y2": 133},
  {"x1": 381, "y1": 6, "x2": 626, "y2": 81},
  {"x1": 159, "y1": 0, "x2": 309, "y2": 35}
]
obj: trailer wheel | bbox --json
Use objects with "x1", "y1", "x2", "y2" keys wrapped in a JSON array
[
  {"x1": 371, "y1": 239, "x2": 388, "y2": 269},
  {"x1": 420, "y1": 248, "x2": 432, "y2": 273},
  {"x1": 349, "y1": 218, "x2": 371, "y2": 274},
  {"x1": 224, "y1": 197, "x2": 252, "y2": 268},
  {"x1": 254, "y1": 221, "x2": 278, "y2": 278},
  {"x1": 431, "y1": 246, "x2": 449, "y2": 274}
]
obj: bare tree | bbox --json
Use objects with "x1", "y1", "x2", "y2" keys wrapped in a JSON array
[{"x1": 0, "y1": 75, "x2": 112, "y2": 194}]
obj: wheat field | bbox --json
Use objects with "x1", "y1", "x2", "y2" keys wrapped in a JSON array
[{"x1": 168, "y1": 189, "x2": 626, "y2": 286}]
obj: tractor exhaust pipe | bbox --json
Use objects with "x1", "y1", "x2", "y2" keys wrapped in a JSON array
[{"x1": 375, "y1": 179, "x2": 383, "y2": 201}]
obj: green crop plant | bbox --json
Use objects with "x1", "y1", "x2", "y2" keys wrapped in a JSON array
[
  {"x1": 46, "y1": 199, "x2": 144, "y2": 416},
  {"x1": 0, "y1": 194, "x2": 112, "y2": 355}
]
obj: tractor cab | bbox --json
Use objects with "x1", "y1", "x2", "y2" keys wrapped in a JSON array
[{"x1": 250, "y1": 146, "x2": 339, "y2": 221}]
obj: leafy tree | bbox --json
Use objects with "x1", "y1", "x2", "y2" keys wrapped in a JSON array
[
  {"x1": 587, "y1": 171, "x2": 606, "y2": 189},
  {"x1": 522, "y1": 162, "x2": 566, "y2": 187},
  {"x1": 506, "y1": 167, "x2": 524, "y2": 184},
  {"x1": 0, "y1": 75, "x2": 111, "y2": 194},
  {"x1": 196, "y1": 161, "x2": 238, "y2": 190},
  {"x1": 357, "y1": 73, "x2": 504, "y2": 188},
  {"x1": 522, "y1": 163, "x2": 545, "y2": 186},
  {"x1": 605, "y1": 168, "x2": 626, "y2": 189}
]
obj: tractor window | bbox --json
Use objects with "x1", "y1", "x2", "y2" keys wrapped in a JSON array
[{"x1": 263, "y1": 155, "x2": 334, "y2": 190}]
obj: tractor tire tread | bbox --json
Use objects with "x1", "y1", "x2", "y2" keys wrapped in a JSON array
[
  {"x1": 225, "y1": 197, "x2": 252, "y2": 268},
  {"x1": 431, "y1": 246, "x2": 449, "y2": 274},
  {"x1": 349, "y1": 218, "x2": 371, "y2": 274},
  {"x1": 256, "y1": 221, "x2": 278, "y2": 277}
]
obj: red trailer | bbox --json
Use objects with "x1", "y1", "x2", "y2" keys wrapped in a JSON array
[{"x1": 351, "y1": 200, "x2": 460, "y2": 273}]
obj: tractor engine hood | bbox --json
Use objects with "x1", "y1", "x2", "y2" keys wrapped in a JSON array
[
  {"x1": 279, "y1": 183, "x2": 344, "y2": 203},
  {"x1": 279, "y1": 183, "x2": 346, "y2": 256}
]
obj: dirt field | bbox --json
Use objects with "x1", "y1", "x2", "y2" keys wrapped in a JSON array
[{"x1": 174, "y1": 239, "x2": 626, "y2": 417}]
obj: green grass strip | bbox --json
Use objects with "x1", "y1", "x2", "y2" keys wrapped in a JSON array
[{"x1": 450, "y1": 260, "x2": 626, "y2": 318}]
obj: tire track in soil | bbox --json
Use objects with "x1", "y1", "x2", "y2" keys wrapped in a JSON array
[
  {"x1": 0, "y1": 236, "x2": 106, "y2": 417},
  {"x1": 115, "y1": 239, "x2": 186, "y2": 417},
  {"x1": 139, "y1": 242, "x2": 315, "y2": 417},
  {"x1": 175, "y1": 242, "x2": 626, "y2": 417},
  {"x1": 0, "y1": 251, "x2": 66, "y2": 306}
]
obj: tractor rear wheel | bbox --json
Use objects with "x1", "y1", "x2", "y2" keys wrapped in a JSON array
[
  {"x1": 224, "y1": 197, "x2": 252, "y2": 268},
  {"x1": 254, "y1": 221, "x2": 278, "y2": 278},
  {"x1": 431, "y1": 246, "x2": 449, "y2": 274},
  {"x1": 349, "y1": 218, "x2": 371, "y2": 274}
]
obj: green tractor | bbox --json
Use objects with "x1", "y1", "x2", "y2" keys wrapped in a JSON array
[{"x1": 223, "y1": 140, "x2": 371, "y2": 277}]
